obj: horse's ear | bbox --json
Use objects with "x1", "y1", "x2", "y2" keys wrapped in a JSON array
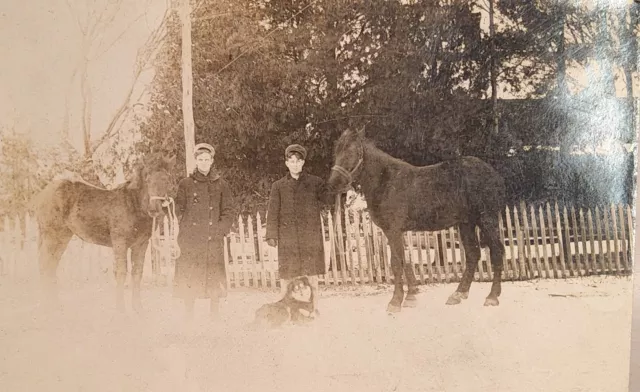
[
  {"x1": 126, "y1": 166, "x2": 142, "y2": 189},
  {"x1": 164, "y1": 154, "x2": 177, "y2": 168}
]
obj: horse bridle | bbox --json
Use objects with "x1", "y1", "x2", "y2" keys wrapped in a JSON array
[
  {"x1": 149, "y1": 195, "x2": 181, "y2": 259},
  {"x1": 331, "y1": 144, "x2": 364, "y2": 186},
  {"x1": 149, "y1": 195, "x2": 172, "y2": 206}
]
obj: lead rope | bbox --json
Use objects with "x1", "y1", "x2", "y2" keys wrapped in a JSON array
[
  {"x1": 333, "y1": 193, "x2": 346, "y2": 263},
  {"x1": 151, "y1": 197, "x2": 181, "y2": 260}
]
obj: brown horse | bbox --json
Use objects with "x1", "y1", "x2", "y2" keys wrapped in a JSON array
[
  {"x1": 30, "y1": 152, "x2": 176, "y2": 313},
  {"x1": 327, "y1": 127, "x2": 506, "y2": 313}
]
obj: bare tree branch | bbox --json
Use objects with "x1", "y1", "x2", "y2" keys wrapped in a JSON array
[
  {"x1": 61, "y1": 0, "x2": 171, "y2": 158},
  {"x1": 61, "y1": 66, "x2": 80, "y2": 140},
  {"x1": 93, "y1": 11, "x2": 148, "y2": 60},
  {"x1": 89, "y1": 4, "x2": 172, "y2": 154},
  {"x1": 87, "y1": 0, "x2": 117, "y2": 40},
  {"x1": 196, "y1": 12, "x2": 231, "y2": 22},
  {"x1": 66, "y1": 0, "x2": 88, "y2": 36},
  {"x1": 90, "y1": 105, "x2": 132, "y2": 152},
  {"x1": 80, "y1": 62, "x2": 92, "y2": 156},
  {"x1": 133, "y1": 87, "x2": 149, "y2": 105}
]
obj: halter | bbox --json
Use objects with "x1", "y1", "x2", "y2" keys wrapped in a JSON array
[
  {"x1": 330, "y1": 144, "x2": 364, "y2": 186},
  {"x1": 149, "y1": 196, "x2": 181, "y2": 260}
]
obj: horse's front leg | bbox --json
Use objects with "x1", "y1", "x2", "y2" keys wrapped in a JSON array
[
  {"x1": 111, "y1": 238, "x2": 129, "y2": 313},
  {"x1": 130, "y1": 240, "x2": 148, "y2": 314},
  {"x1": 386, "y1": 231, "x2": 406, "y2": 313},
  {"x1": 403, "y1": 257, "x2": 419, "y2": 307},
  {"x1": 37, "y1": 229, "x2": 72, "y2": 311}
]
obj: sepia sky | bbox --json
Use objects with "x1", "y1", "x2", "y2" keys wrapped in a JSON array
[
  {"x1": 0, "y1": 0, "x2": 167, "y2": 151},
  {"x1": 0, "y1": 0, "x2": 637, "y2": 154}
]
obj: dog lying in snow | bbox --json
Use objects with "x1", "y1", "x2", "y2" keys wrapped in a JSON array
[{"x1": 252, "y1": 276, "x2": 318, "y2": 328}]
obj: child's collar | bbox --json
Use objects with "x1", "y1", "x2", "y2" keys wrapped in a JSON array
[{"x1": 288, "y1": 171, "x2": 304, "y2": 180}]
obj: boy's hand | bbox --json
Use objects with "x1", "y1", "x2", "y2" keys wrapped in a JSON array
[{"x1": 266, "y1": 239, "x2": 277, "y2": 247}]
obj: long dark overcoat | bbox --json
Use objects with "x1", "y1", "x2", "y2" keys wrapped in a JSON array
[
  {"x1": 265, "y1": 172, "x2": 332, "y2": 280},
  {"x1": 173, "y1": 169, "x2": 235, "y2": 299}
]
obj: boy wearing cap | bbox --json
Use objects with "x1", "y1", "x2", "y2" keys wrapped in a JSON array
[
  {"x1": 174, "y1": 143, "x2": 235, "y2": 321},
  {"x1": 265, "y1": 144, "x2": 333, "y2": 315}
]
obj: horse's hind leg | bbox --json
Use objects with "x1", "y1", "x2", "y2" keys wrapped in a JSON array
[
  {"x1": 403, "y1": 252, "x2": 419, "y2": 307},
  {"x1": 480, "y1": 217, "x2": 505, "y2": 306},
  {"x1": 447, "y1": 223, "x2": 480, "y2": 305},
  {"x1": 385, "y1": 231, "x2": 406, "y2": 313},
  {"x1": 130, "y1": 240, "x2": 148, "y2": 314},
  {"x1": 38, "y1": 228, "x2": 72, "y2": 308},
  {"x1": 111, "y1": 238, "x2": 129, "y2": 312}
]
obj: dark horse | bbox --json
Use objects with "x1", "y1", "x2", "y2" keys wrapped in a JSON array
[
  {"x1": 30, "y1": 152, "x2": 176, "y2": 313},
  {"x1": 327, "y1": 127, "x2": 506, "y2": 313}
]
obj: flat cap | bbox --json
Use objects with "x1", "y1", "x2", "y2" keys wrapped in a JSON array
[
  {"x1": 194, "y1": 143, "x2": 215, "y2": 157},
  {"x1": 285, "y1": 144, "x2": 307, "y2": 160}
]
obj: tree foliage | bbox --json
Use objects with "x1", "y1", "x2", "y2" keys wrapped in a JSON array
[
  {"x1": 0, "y1": 130, "x2": 83, "y2": 220},
  {"x1": 1, "y1": 1, "x2": 635, "y2": 221},
  {"x1": 129, "y1": 0, "x2": 639, "y2": 213}
]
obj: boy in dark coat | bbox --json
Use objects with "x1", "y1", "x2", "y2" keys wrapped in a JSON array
[
  {"x1": 265, "y1": 144, "x2": 333, "y2": 313},
  {"x1": 173, "y1": 143, "x2": 235, "y2": 320}
]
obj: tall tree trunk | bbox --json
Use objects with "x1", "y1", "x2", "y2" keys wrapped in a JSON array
[
  {"x1": 62, "y1": 67, "x2": 78, "y2": 142},
  {"x1": 555, "y1": 3, "x2": 568, "y2": 95},
  {"x1": 179, "y1": 0, "x2": 196, "y2": 175},
  {"x1": 80, "y1": 60, "x2": 92, "y2": 157},
  {"x1": 486, "y1": 0, "x2": 498, "y2": 156},
  {"x1": 596, "y1": 2, "x2": 615, "y2": 96},
  {"x1": 619, "y1": 4, "x2": 637, "y2": 143},
  {"x1": 619, "y1": 5, "x2": 637, "y2": 99}
]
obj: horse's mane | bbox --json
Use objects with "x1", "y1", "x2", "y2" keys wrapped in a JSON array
[
  {"x1": 144, "y1": 152, "x2": 176, "y2": 171},
  {"x1": 119, "y1": 152, "x2": 176, "y2": 190},
  {"x1": 362, "y1": 139, "x2": 417, "y2": 169},
  {"x1": 337, "y1": 128, "x2": 413, "y2": 168},
  {"x1": 113, "y1": 180, "x2": 133, "y2": 190}
]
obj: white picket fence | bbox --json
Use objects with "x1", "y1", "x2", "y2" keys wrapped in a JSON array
[{"x1": 0, "y1": 200, "x2": 634, "y2": 290}]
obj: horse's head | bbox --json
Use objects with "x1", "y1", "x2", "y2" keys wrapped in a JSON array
[
  {"x1": 328, "y1": 126, "x2": 365, "y2": 193},
  {"x1": 127, "y1": 152, "x2": 177, "y2": 218}
]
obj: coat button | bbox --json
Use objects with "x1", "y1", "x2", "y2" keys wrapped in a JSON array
[
  {"x1": 209, "y1": 207, "x2": 213, "y2": 210},
  {"x1": 193, "y1": 222, "x2": 197, "y2": 226},
  {"x1": 209, "y1": 222, "x2": 213, "y2": 225},
  {"x1": 193, "y1": 193, "x2": 197, "y2": 196},
  {"x1": 208, "y1": 236, "x2": 212, "y2": 240}
]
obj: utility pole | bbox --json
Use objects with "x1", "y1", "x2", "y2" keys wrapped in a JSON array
[
  {"x1": 489, "y1": 0, "x2": 498, "y2": 138},
  {"x1": 179, "y1": 0, "x2": 195, "y2": 175}
]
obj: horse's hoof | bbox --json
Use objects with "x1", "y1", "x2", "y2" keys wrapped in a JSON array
[
  {"x1": 403, "y1": 296, "x2": 417, "y2": 308},
  {"x1": 387, "y1": 303, "x2": 402, "y2": 314},
  {"x1": 387, "y1": 303, "x2": 402, "y2": 313},
  {"x1": 111, "y1": 312, "x2": 130, "y2": 324},
  {"x1": 133, "y1": 300, "x2": 143, "y2": 314},
  {"x1": 446, "y1": 296, "x2": 461, "y2": 305},
  {"x1": 484, "y1": 297, "x2": 499, "y2": 306},
  {"x1": 446, "y1": 291, "x2": 468, "y2": 305}
]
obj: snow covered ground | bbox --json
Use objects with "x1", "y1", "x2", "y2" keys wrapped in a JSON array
[{"x1": 0, "y1": 276, "x2": 633, "y2": 392}]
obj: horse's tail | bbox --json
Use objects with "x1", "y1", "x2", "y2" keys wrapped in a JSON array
[
  {"x1": 28, "y1": 179, "x2": 71, "y2": 222},
  {"x1": 27, "y1": 182, "x2": 52, "y2": 215},
  {"x1": 476, "y1": 210, "x2": 503, "y2": 249},
  {"x1": 29, "y1": 170, "x2": 86, "y2": 213},
  {"x1": 478, "y1": 227, "x2": 489, "y2": 248}
]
